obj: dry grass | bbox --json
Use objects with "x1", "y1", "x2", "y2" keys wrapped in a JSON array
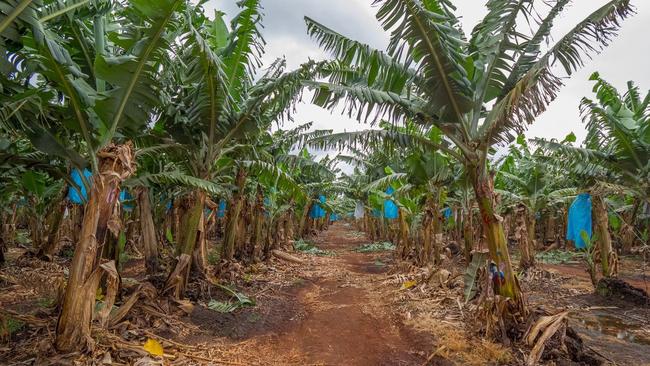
[{"x1": 407, "y1": 313, "x2": 512, "y2": 365}]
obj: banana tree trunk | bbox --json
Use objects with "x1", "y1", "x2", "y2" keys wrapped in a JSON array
[
  {"x1": 56, "y1": 143, "x2": 135, "y2": 352},
  {"x1": 28, "y1": 197, "x2": 44, "y2": 251},
  {"x1": 463, "y1": 206, "x2": 473, "y2": 263},
  {"x1": 284, "y1": 205, "x2": 294, "y2": 249},
  {"x1": 422, "y1": 202, "x2": 433, "y2": 265},
  {"x1": 125, "y1": 208, "x2": 139, "y2": 254},
  {"x1": 104, "y1": 209, "x2": 134, "y2": 270},
  {"x1": 398, "y1": 208, "x2": 409, "y2": 259},
  {"x1": 172, "y1": 201, "x2": 181, "y2": 244},
  {"x1": 362, "y1": 211, "x2": 369, "y2": 235},
  {"x1": 592, "y1": 194, "x2": 616, "y2": 277},
  {"x1": 307, "y1": 217, "x2": 314, "y2": 236},
  {"x1": 469, "y1": 167, "x2": 522, "y2": 303},
  {"x1": 517, "y1": 205, "x2": 534, "y2": 269},
  {"x1": 102, "y1": 228, "x2": 119, "y2": 268},
  {"x1": 192, "y1": 210, "x2": 207, "y2": 275},
  {"x1": 545, "y1": 213, "x2": 555, "y2": 247},
  {"x1": 251, "y1": 187, "x2": 265, "y2": 261},
  {"x1": 452, "y1": 208, "x2": 460, "y2": 243},
  {"x1": 38, "y1": 199, "x2": 68, "y2": 259},
  {"x1": 299, "y1": 200, "x2": 312, "y2": 238},
  {"x1": 539, "y1": 212, "x2": 547, "y2": 247},
  {"x1": 179, "y1": 192, "x2": 206, "y2": 262},
  {"x1": 432, "y1": 201, "x2": 442, "y2": 266},
  {"x1": 268, "y1": 219, "x2": 281, "y2": 256},
  {"x1": 94, "y1": 195, "x2": 124, "y2": 267},
  {"x1": 236, "y1": 199, "x2": 249, "y2": 258},
  {"x1": 137, "y1": 187, "x2": 158, "y2": 274},
  {"x1": 366, "y1": 210, "x2": 375, "y2": 241},
  {"x1": 263, "y1": 218, "x2": 276, "y2": 258},
  {"x1": 222, "y1": 168, "x2": 246, "y2": 261},
  {"x1": 164, "y1": 190, "x2": 206, "y2": 297},
  {"x1": 68, "y1": 204, "x2": 82, "y2": 245},
  {"x1": 555, "y1": 207, "x2": 569, "y2": 250},
  {"x1": 527, "y1": 211, "x2": 537, "y2": 251},
  {"x1": 621, "y1": 200, "x2": 640, "y2": 253}
]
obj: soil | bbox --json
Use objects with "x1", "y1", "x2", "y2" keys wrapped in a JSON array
[
  {"x1": 250, "y1": 226, "x2": 431, "y2": 366},
  {"x1": 2, "y1": 223, "x2": 650, "y2": 365},
  {"x1": 529, "y1": 261, "x2": 650, "y2": 365},
  {"x1": 185, "y1": 224, "x2": 433, "y2": 365},
  {"x1": 0, "y1": 223, "x2": 434, "y2": 365},
  {"x1": 542, "y1": 262, "x2": 650, "y2": 292}
]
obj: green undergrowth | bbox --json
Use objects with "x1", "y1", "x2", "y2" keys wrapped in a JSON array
[
  {"x1": 355, "y1": 241, "x2": 395, "y2": 253},
  {"x1": 347, "y1": 231, "x2": 366, "y2": 239},
  {"x1": 0, "y1": 317, "x2": 24, "y2": 341},
  {"x1": 208, "y1": 284, "x2": 255, "y2": 313},
  {"x1": 535, "y1": 250, "x2": 580, "y2": 264},
  {"x1": 207, "y1": 247, "x2": 221, "y2": 265},
  {"x1": 15, "y1": 231, "x2": 31, "y2": 245},
  {"x1": 293, "y1": 239, "x2": 334, "y2": 256}
]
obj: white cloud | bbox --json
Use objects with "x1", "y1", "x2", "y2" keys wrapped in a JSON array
[{"x1": 205, "y1": 0, "x2": 650, "y2": 147}]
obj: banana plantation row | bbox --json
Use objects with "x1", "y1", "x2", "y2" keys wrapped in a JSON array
[{"x1": 0, "y1": 0, "x2": 648, "y2": 359}]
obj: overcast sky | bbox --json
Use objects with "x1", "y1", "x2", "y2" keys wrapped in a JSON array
[{"x1": 204, "y1": 0, "x2": 650, "y2": 149}]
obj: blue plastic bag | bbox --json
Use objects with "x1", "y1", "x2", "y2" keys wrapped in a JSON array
[
  {"x1": 383, "y1": 187, "x2": 398, "y2": 220},
  {"x1": 67, "y1": 168, "x2": 93, "y2": 204},
  {"x1": 68, "y1": 169, "x2": 134, "y2": 210},
  {"x1": 119, "y1": 190, "x2": 134, "y2": 212},
  {"x1": 205, "y1": 199, "x2": 229, "y2": 219},
  {"x1": 217, "y1": 199, "x2": 227, "y2": 218},
  {"x1": 309, "y1": 204, "x2": 320, "y2": 218},
  {"x1": 443, "y1": 207, "x2": 452, "y2": 219},
  {"x1": 567, "y1": 193, "x2": 592, "y2": 249},
  {"x1": 310, "y1": 195, "x2": 326, "y2": 219},
  {"x1": 330, "y1": 213, "x2": 339, "y2": 222}
]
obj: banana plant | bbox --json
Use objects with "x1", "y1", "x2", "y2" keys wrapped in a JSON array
[
  {"x1": 495, "y1": 135, "x2": 577, "y2": 268},
  {"x1": 2, "y1": 0, "x2": 188, "y2": 351},
  {"x1": 151, "y1": 2, "x2": 322, "y2": 297},
  {"x1": 325, "y1": 121, "x2": 455, "y2": 264},
  {"x1": 304, "y1": 0, "x2": 634, "y2": 306},
  {"x1": 535, "y1": 73, "x2": 650, "y2": 277},
  {"x1": 0, "y1": 136, "x2": 66, "y2": 259},
  {"x1": 445, "y1": 163, "x2": 476, "y2": 263}
]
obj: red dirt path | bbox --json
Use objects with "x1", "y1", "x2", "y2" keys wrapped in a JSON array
[{"x1": 247, "y1": 224, "x2": 432, "y2": 365}]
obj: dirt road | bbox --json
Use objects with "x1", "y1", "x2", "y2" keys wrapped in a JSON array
[
  {"x1": 187, "y1": 223, "x2": 432, "y2": 365},
  {"x1": 263, "y1": 225, "x2": 428, "y2": 365}
]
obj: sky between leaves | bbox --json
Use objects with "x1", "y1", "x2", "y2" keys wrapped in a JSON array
[{"x1": 204, "y1": 0, "x2": 650, "y2": 163}]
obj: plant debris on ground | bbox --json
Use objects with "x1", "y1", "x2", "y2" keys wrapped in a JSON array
[
  {"x1": 293, "y1": 239, "x2": 334, "y2": 257},
  {"x1": 535, "y1": 250, "x2": 580, "y2": 264},
  {"x1": 354, "y1": 241, "x2": 396, "y2": 253}
]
